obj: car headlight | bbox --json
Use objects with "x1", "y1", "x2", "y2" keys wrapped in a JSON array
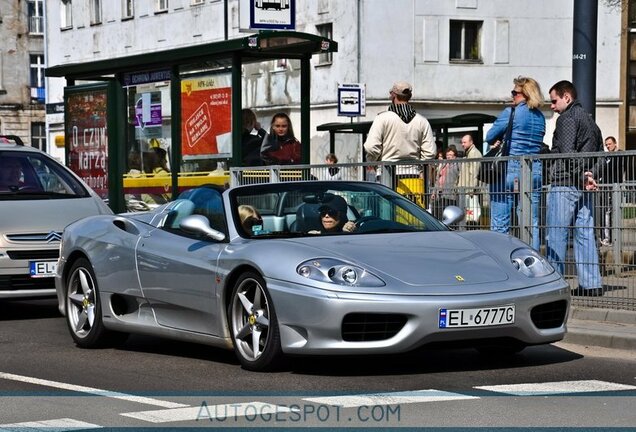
[
  {"x1": 510, "y1": 248, "x2": 554, "y2": 278},
  {"x1": 297, "y1": 258, "x2": 385, "y2": 287}
]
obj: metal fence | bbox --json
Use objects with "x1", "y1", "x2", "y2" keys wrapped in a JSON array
[{"x1": 230, "y1": 151, "x2": 636, "y2": 312}]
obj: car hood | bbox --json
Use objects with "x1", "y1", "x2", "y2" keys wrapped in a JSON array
[
  {"x1": 286, "y1": 232, "x2": 513, "y2": 289},
  {"x1": 0, "y1": 197, "x2": 107, "y2": 234}
]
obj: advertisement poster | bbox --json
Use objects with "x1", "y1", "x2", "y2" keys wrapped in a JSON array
[
  {"x1": 181, "y1": 76, "x2": 232, "y2": 156},
  {"x1": 66, "y1": 89, "x2": 108, "y2": 199},
  {"x1": 134, "y1": 91, "x2": 163, "y2": 140}
]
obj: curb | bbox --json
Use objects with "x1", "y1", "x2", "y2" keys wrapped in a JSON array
[{"x1": 563, "y1": 307, "x2": 636, "y2": 350}]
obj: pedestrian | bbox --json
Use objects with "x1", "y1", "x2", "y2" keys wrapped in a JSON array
[
  {"x1": 260, "y1": 112, "x2": 302, "y2": 165},
  {"x1": 599, "y1": 136, "x2": 626, "y2": 246},
  {"x1": 363, "y1": 80, "x2": 436, "y2": 178},
  {"x1": 485, "y1": 76, "x2": 545, "y2": 250},
  {"x1": 546, "y1": 80, "x2": 604, "y2": 297},
  {"x1": 241, "y1": 108, "x2": 267, "y2": 166},
  {"x1": 324, "y1": 152, "x2": 342, "y2": 180},
  {"x1": 432, "y1": 146, "x2": 460, "y2": 219},
  {"x1": 457, "y1": 134, "x2": 483, "y2": 225}
]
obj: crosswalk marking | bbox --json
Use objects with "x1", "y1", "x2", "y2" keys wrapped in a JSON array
[
  {"x1": 0, "y1": 418, "x2": 101, "y2": 431},
  {"x1": 0, "y1": 372, "x2": 187, "y2": 408},
  {"x1": 121, "y1": 402, "x2": 296, "y2": 423},
  {"x1": 475, "y1": 380, "x2": 636, "y2": 395},
  {"x1": 303, "y1": 390, "x2": 479, "y2": 408}
]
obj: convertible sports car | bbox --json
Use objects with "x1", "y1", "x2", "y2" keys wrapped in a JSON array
[{"x1": 55, "y1": 181, "x2": 570, "y2": 371}]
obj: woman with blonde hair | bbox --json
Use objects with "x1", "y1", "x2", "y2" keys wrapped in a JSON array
[
  {"x1": 485, "y1": 76, "x2": 545, "y2": 250},
  {"x1": 238, "y1": 204, "x2": 264, "y2": 235}
]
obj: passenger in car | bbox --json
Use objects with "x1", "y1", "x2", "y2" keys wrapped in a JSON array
[{"x1": 239, "y1": 204, "x2": 265, "y2": 236}]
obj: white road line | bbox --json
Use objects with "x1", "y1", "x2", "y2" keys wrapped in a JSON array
[
  {"x1": 0, "y1": 418, "x2": 100, "y2": 431},
  {"x1": 303, "y1": 390, "x2": 479, "y2": 408},
  {"x1": 475, "y1": 380, "x2": 636, "y2": 396},
  {"x1": 0, "y1": 372, "x2": 188, "y2": 409},
  {"x1": 121, "y1": 402, "x2": 296, "y2": 423}
]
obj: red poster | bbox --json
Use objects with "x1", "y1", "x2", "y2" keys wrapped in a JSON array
[
  {"x1": 66, "y1": 89, "x2": 109, "y2": 199},
  {"x1": 181, "y1": 78, "x2": 232, "y2": 155}
]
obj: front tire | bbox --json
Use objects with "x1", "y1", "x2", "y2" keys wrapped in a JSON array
[
  {"x1": 65, "y1": 258, "x2": 127, "y2": 348},
  {"x1": 228, "y1": 272, "x2": 283, "y2": 371}
]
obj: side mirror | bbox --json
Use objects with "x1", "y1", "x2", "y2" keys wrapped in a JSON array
[
  {"x1": 442, "y1": 205, "x2": 465, "y2": 226},
  {"x1": 180, "y1": 214, "x2": 226, "y2": 241}
]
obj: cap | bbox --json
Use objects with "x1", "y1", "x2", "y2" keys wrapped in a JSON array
[
  {"x1": 318, "y1": 194, "x2": 348, "y2": 215},
  {"x1": 390, "y1": 81, "x2": 413, "y2": 97}
]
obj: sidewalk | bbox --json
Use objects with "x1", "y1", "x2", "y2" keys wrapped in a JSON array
[{"x1": 563, "y1": 306, "x2": 636, "y2": 350}]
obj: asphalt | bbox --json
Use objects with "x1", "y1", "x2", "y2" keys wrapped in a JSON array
[{"x1": 564, "y1": 306, "x2": 636, "y2": 351}]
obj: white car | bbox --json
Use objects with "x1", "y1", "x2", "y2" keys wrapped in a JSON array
[{"x1": 0, "y1": 135, "x2": 112, "y2": 300}]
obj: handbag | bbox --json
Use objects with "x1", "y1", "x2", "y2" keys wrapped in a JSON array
[{"x1": 478, "y1": 107, "x2": 515, "y2": 184}]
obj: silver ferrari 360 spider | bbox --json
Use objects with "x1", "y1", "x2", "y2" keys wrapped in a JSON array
[{"x1": 55, "y1": 181, "x2": 570, "y2": 371}]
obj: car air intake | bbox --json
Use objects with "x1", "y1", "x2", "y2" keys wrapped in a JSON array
[
  {"x1": 7, "y1": 250, "x2": 59, "y2": 260},
  {"x1": 530, "y1": 300, "x2": 568, "y2": 329},
  {"x1": 342, "y1": 313, "x2": 407, "y2": 342}
]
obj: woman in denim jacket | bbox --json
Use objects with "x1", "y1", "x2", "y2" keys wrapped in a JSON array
[{"x1": 485, "y1": 76, "x2": 545, "y2": 250}]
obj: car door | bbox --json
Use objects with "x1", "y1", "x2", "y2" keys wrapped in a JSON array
[{"x1": 136, "y1": 189, "x2": 227, "y2": 335}]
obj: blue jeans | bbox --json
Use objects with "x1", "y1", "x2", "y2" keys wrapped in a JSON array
[
  {"x1": 545, "y1": 185, "x2": 602, "y2": 289},
  {"x1": 489, "y1": 159, "x2": 542, "y2": 250}
]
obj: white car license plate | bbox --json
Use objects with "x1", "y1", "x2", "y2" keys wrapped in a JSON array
[
  {"x1": 29, "y1": 261, "x2": 57, "y2": 278},
  {"x1": 439, "y1": 305, "x2": 515, "y2": 328}
]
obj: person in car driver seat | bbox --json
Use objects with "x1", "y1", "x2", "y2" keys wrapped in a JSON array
[
  {"x1": 308, "y1": 196, "x2": 356, "y2": 234},
  {"x1": 0, "y1": 157, "x2": 23, "y2": 190}
]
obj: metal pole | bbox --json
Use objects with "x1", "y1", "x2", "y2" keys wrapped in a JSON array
[
  {"x1": 224, "y1": 0, "x2": 229, "y2": 40},
  {"x1": 572, "y1": 0, "x2": 598, "y2": 118}
]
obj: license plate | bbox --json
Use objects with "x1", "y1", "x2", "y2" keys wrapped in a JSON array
[
  {"x1": 439, "y1": 305, "x2": 515, "y2": 328},
  {"x1": 29, "y1": 261, "x2": 57, "y2": 278}
]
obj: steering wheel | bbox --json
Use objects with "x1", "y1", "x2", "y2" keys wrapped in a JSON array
[{"x1": 354, "y1": 215, "x2": 382, "y2": 229}]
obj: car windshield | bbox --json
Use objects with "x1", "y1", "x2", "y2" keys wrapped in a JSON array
[
  {"x1": 0, "y1": 151, "x2": 89, "y2": 200},
  {"x1": 230, "y1": 181, "x2": 448, "y2": 238}
]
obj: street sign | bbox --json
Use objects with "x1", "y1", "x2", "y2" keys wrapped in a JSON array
[
  {"x1": 337, "y1": 83, "x2": 365, "y2": 117},
  {"x1": 239, "y1": 0, "x2": 296, "y2": 31}
]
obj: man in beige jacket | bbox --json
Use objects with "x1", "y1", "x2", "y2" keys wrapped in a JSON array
[{"x1": 363, "y1": 81, "x2": 436, "y2": 177}]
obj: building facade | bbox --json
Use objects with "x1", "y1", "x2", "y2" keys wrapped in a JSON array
[
  {"x1": 0, "y1": 0, "x2": 46, "y2": 149},
  {"x1": 45, "y1": 0, "x2": 624, "y2": 166}
]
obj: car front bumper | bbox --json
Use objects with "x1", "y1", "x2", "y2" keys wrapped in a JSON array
[{"x1": 267, "y1": 277, "x2": 570, "y2": 355}]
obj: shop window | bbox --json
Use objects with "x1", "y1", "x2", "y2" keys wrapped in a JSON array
[
  {"x1": 449, "y1": 20, "x2": 482, "y2": 63},
  {"x1": 61, "y1": 0, "x2": 73, "y2": 29},
  {"x1": 122, "y1": 0, "x2": 134, "y2": 19},
  {"x1": 90, "y1": 0, "x2": 102, "y2": 25},
  {"x1": 316, "y1": 23, "x2": 333, "y2": 65}
]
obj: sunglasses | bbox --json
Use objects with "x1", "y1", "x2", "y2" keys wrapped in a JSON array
[
  {"x1": 319, "y1": 208, "x2": 340, "y2": 218},
  {"x1": 511, "y1": 90, "x2": 523, "y2": 97}
]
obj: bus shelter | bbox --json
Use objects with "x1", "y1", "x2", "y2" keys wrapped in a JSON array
[{"x1": 46, "y1": 31, "x2": 337, "y2": 212}]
